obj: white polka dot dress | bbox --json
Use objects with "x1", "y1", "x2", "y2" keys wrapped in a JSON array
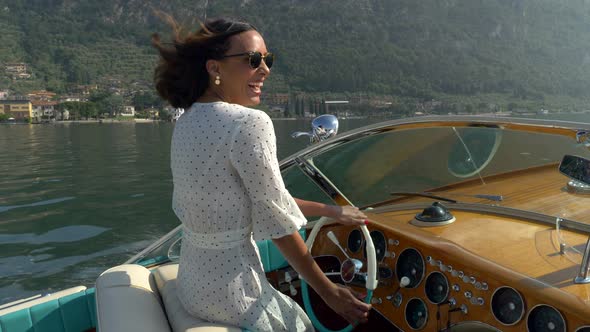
[{"x1": 171, "y1": 102, "x2": 314, "y2": 331}]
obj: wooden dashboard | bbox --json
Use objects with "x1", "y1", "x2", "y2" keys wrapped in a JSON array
[{"x1": 310, "y1": 209, "x2": 590, "y2": 331}]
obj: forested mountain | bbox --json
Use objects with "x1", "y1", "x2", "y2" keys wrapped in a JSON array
[{"x1": 1, "y1": 0, "x2": 590, "y2": 107}]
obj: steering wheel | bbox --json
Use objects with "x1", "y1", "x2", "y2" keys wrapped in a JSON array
[{"x1": 301, "y1": 217, "x2": 378, "y2": 332}]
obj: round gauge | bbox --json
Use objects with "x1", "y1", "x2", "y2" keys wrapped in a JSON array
[
  {"x1": 363, "y1": 230, "x2": 387, "y2": 262},
  {"x1": 576, "y1": 327, "x2": 590, "y2": 332},
  {"x1": 527, "y1": 304, "x2": 565, "y2": 332},
  {"x1": 347, "y1": 229, "x2": 363, "y2": 253},
  {"x1": 395, "y1": 248, "x2": 425, "y2": 288},
  {"x1": 405, "y1": 298, "x2": 428, "y2": 330},
  {"x1": 447, "y1": 127, "x2": 502, "y2": 178},
  {"x1": 379, "y1": 266, "x2": 393, "y2": 279},
  {"x1": 491, "y1": 286, "x2": 525, "y2": 325},
  {"x1": 425, "y1": 272, "x2": 449, "y2": 304}
]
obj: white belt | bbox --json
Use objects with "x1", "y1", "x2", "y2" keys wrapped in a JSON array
[{"x1": 182, "y1": 224, "x2": 252, "y2": 249}]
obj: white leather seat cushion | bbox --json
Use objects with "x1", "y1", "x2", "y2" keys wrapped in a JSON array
[
  {"x1": 96, "y1": 264, "x2": 172, "y2": 332},
  {"x1": 152, "y1": 264, "x2": 241, "y2": 332}
]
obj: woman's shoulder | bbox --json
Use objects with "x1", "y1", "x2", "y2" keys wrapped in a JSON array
[{"x1": 228, "y1": 104, "x2": 272, "y2": 124}]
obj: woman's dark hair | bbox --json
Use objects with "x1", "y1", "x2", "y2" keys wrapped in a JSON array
[{"x1": 152, "y1": 13, "x2": 257, "y2": 108}]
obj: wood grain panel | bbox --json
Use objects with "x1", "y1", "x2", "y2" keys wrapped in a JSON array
[
  {"x1": 310, "y1": 209, "x2": 590, "y2": 331},
  {"x1": 429, "y1": 164, "x2": 590, "y2": 225}
]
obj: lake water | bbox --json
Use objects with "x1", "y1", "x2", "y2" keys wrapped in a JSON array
[{"x1": 0, "y1": 113, "x2": 589, "y2": 304}]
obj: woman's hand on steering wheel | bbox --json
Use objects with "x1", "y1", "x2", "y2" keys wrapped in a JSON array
[
  {"x1": 320, "y1": 283, "x2": 372, "y2": 325},
  {"x1": 330, "y1": 205, "x2": 368, "y2": 226}
]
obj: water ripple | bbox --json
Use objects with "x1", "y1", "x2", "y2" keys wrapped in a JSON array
[
  {"x1": 0, "y1": 225, "x2": 109, "y2": 245},
  {"x1": 0, "y1": 197, "x2": 75, "y2": 213}
]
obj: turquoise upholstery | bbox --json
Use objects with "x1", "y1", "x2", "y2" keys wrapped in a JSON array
[
  {"x1": 0, "y1": 288, "x2": 96, "y2": 332},
  {"x1": 0, "y1": 229, "x2": 304, "y2": 332},
  {"x1": 256, "y1": 228, "x2": 306, "y2": 272}
]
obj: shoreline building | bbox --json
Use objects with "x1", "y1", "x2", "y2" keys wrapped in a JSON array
[{"x1": 1, "y1": 100, "x2": 33, "y2": 121}]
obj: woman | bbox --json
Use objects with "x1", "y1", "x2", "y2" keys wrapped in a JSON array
[{"x1": 153, "y1": 15, "x2": 371, "y2": 331}]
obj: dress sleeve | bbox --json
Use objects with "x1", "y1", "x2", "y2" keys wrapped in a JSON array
[{"x1": 229, "y1": 110, "x2": 307, "y2": 241}]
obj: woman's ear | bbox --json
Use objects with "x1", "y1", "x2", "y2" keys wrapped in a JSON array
[{"x1": 206, "y1": 59, "x2": 220, "y2": 77}]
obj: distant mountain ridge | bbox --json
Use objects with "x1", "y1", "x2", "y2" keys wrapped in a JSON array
[{"x1": 1, "y1": 0, "x2": 590, "y2": 104}]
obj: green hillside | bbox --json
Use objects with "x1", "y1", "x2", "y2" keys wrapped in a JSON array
[{"x1": 1, "y1": 0, "x2": 590, "y2": 109}]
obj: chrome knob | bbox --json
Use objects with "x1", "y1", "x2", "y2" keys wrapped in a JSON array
[
  {"x1": 458, "y1": 271, "x2": 465, "y2": 278},
  {"x1": 462, "y1": 275, "x2": 470, "y2": 283},
  {"x1": 481, "y1": 282, "x2": 489, "y2": 291},
  {"x1": 464, "y1": 291, "x2": 472, "y2": 299},
  {"x1": 460, "y1": 304, "x2": 468, "y2": 314},
  {"x1": 470, "y1": 276, "x2": 476, "y2": 284},
  {"x1": 452, "y1": 284, "x2": 460, "y2": 292},
  {"x1": 388, "y1": 239, "x2": 400, "y2": 246},
  {"x1": 448, "y1": 297, "x2": 457, "y2": 306},
  {"x1": 474, "y1": 281, "x2": 482, "y2": 290}
]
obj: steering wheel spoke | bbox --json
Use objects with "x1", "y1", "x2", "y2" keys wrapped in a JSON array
[{"x1": 301, "y1": 217, "x2": 378, "y2": 332}]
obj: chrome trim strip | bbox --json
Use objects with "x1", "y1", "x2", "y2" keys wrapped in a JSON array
[
  {"x1": 125, "y1": 224, "x2": 182, "y2": 264},
  {"x1": 490, "y1": 286, "x2": 525, "y2": 326},
  {"x1": 279, "y1": 116, "x2": 590, "y2": 170},
  {"x1": 575, "y1": 325, "x2": 590, "y2": 332},
  {"x1": 370, "y1": 202, "x2": 590, "y2": 235},
  {"x1": 294, "y1": 156, "x2": 353, "y2": 206}
]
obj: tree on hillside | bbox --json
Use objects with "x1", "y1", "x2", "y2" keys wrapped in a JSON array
[
  {"x1": 132, "y1": 91, "x2": 164, "y2": 111},
  {"x1": 89, "y1": 92, "x2": 123, "y2": 117}
]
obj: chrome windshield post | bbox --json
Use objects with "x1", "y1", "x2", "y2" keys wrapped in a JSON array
[
  {"x1": 574, "y1": 236, "x2": 590, "y2": 284},
  {"x1": 576, "y1": 130, "x2": 590, "y2": 148}
]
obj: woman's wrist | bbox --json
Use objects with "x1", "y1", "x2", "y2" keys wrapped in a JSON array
[
  {"x1": 316, "y1": 279, "x2": 338, "y2": 299},
  {"x1": 326, "y1": 204, "x2": 342, "y2": 219}
]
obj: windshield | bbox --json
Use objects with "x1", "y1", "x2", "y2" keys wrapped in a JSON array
[{"x1": 300, "y1": 122, "x2": 590, "y2": 225}]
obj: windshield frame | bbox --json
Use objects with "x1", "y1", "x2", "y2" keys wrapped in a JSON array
[{"x1": 279, "y1": 115, "x2": 590, "y2": 234}]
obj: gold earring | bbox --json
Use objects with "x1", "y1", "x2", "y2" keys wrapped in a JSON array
[{"x1": 215, "y1": 76, "x2": 221, "y2": 85}]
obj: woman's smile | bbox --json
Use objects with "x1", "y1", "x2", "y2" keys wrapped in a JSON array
[{"x1": 247, "y1": 81, "x2": 264, "y2": 95}]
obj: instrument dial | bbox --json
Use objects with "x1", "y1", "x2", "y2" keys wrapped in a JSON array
[
  {"x1": 491, "y1": 286, "x2": 525, "y2": 326},
  {"x1": 405, "y1": 298, "x2": 428, "y2": 330},
  {"x1": 425, "y1": 271, "x2": 449, "y2": 304},
  {"x1": 347, "y1": 229, "x2": 363, "y2": 253},
  {"x1": 363, "y1": 230, "x2": 387, "y2": 262},
  {"x1": 395, "y1": 248, "x2": 425, "y2": 288},
  {"x1": 526, "y1": 304, "x2": 565, "y2": 332}
]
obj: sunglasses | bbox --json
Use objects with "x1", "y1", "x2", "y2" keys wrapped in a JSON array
[{"x1": 221, "y1": 51, "x2": 274, "y2": 69}]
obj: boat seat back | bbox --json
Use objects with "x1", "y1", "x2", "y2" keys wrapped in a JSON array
[
  {"x1": 95, "y1": 264, "x2": 172, "y2": 332},
  {"x1": 152, "y1": 264, "x2": 241, "y2": 332}
]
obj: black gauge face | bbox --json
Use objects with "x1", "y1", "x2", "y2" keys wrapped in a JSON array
[
  {"x1": 405, "y1": 298, "x2": 428, "y2": 330},
  {"x1": 378, "y1": 266, "x2": 393, "y2": 279},
  {"x1": 425, "y1": 272, "x2": 449, "y2": 304},
  {"x1": 491, "y1": 287, "x2": 524, "y2": 325},
  {"x1": 527, "y1": 305, "x2": 565, "y2": 332},
  {"x1": 347, "y1": 229, "x2": 363, "y2": 253},
  {"x1": 576, "y1": 327, "x2": 590, "y2": 332},
  {"x1": 395, "y1": 248, "x2": 424, "y2": 288},
  {"x1": 363, "y1": 231, "x2": 387, "y2": 262},
  {"x1": 363, "y1": 230, "x2": 387, "y2": 262}
]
